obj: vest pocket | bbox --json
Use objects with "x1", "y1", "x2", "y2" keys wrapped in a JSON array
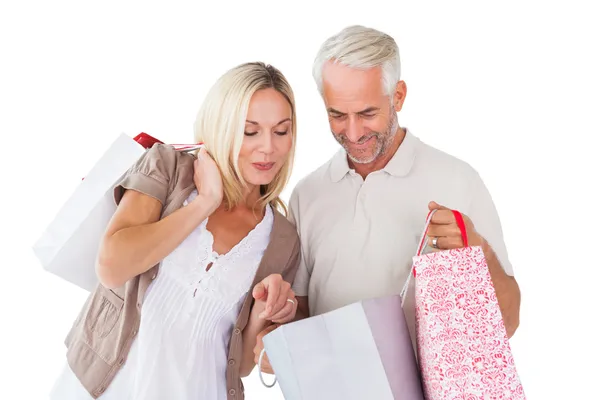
[{"x1": 85, "y1": 287, "x2": 124, "y2": 339}]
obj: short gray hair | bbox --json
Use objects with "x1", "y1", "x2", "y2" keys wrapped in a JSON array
[{"x1": 312, "y1": 25, "x2": 401, "y2": 97}]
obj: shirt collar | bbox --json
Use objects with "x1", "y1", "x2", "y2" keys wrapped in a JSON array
[{"x1": 329, "y1": 128, "x2": 418, "y2": 182}]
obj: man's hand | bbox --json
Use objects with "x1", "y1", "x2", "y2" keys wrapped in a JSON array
[
  {"x1": 253, "y1": 324, "x2": 279, "y2": 374},
  {"x1": 252, "y1": 273, "x2": 297, "y2": 323},
  {"x1": 426, "y1": 201, "x2": 483, "y2": 250},
  {"x1": 427, "y1": 201, "x2": 521, "y2": 337}
]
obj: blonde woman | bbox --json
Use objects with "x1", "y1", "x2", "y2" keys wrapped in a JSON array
[{"x1": 50, "y1": 62, "x2": 300, "y2": 400}]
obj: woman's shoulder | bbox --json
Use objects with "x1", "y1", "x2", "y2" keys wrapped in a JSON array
[{"x1": 114, "y1": 143, "x2": 196, "y2": 206}]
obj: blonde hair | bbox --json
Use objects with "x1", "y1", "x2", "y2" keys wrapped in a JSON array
[
  {"x1": 193, "y1": 62, "x2": 296, "y2": 215},
  {"x1": 313, "y1": 25, "x2": 401, "y2": 97}
]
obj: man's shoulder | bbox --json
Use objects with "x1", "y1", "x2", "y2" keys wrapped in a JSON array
[{"x1": 414, "y1": 136, "x2": 480, "y2": 180}]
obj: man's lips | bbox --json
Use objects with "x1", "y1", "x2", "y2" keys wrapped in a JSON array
[{"x1": 347, "y1": 136, "x2": 376, "y2": 149}]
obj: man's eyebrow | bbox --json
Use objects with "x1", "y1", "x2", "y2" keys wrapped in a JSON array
[
  {"x1": 327, "y1": 107, "x2": 380, "y2": 115},
  {"x1": 357, "y1": 107, "x2": 380, "y2": 114}
]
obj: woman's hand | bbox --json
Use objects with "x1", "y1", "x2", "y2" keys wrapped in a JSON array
[
  {"x1": 193, "y1": 148, "x2": 223, "y2": 213},
  {"x1": 252, "y1": 274, "x2": 297, "y2": 324}
]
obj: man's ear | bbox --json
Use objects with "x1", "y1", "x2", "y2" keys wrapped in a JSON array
[{"x1": 393, "y1": 80, "x2": 407, "y2": 112}]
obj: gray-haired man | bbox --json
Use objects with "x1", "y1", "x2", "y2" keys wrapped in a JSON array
[{"x1": 254, "y1": 25, "x2": 521, "y2": 374}]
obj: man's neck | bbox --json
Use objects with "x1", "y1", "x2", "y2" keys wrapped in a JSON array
[{"x1": 349, "y1": 127, "x2": 406, "y2": 179}]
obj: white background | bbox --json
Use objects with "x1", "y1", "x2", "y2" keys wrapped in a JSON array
[{"x1": 1, "y1": 1, "x2": 599, "y2": 399}]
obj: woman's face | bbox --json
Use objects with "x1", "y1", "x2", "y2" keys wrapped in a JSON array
[{"x1": 238, "y1": 88, "x2": 293, "y2": 187}]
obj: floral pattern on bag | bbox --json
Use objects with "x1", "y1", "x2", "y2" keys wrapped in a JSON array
[{"x1": 414, "y1": 246, "x2": 525, "y2": 400}]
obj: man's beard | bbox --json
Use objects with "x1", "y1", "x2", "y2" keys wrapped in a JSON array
[{"x1": 332, "y1": 111, "x2": 399, "y2": 164}]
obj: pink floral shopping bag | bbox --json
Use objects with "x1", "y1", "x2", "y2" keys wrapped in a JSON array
[{"x1": 409, "y1": 209, "x2": 525, "y2": 399}]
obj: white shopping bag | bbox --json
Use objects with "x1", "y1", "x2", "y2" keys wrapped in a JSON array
[
  {"x1": 32, "y1": 133, "x2": 202, "y2": 291},
  {"x1": 32, "y1": 133, "x2": 147, "y2": 291},
  {"x1": 258, "y1": 295, "x2": 424, "y2": 400}
]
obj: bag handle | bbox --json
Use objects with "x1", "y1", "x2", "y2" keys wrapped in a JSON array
[
  {"x1": 81, "y1": 134, "x2": 203, "y2": 181},
  {"x1": 399, "y1": 208, "x2": 469, "y2": 302},
  {"x1": 133, "y1": 132, "x2": 204, "y2": 152},
  {"x1": 258, "y1": 348, "x2": 277, "y2": 388}
]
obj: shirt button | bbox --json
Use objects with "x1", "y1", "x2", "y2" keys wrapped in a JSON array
[
  {"x1": 97, "y1": 386, "x2": 106, "y2": 395},
  {"x1": 229, "y1": 389, "x2": 236, "y2": 396},
  {"x1": 151, "y1": 273, "x2": 157, "y2": 280},
  {"x1": 132, "y1": 330, "x2": 138, "y2": 337},
  {"x1": 118, "y1": 358, "x2": 125, "y2": 366},
  {"x1": 228, "y1": 359, "x2": 235, "y2": 366},
  {"x1": 233, "y1": 328, "x2": 241, "y2": 335}
]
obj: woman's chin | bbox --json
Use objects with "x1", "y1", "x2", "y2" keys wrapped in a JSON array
[{"x1": 242, "y1": 167, "x2": 280, "y2": 187}]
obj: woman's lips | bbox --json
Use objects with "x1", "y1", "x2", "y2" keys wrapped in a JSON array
[{"x1": 252, "y1": 162, "x2": 275, "y2": 171}]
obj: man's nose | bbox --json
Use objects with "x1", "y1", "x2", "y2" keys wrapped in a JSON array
[{"x1": 345, "y1": 115, "x2": 364, "y2": 143}]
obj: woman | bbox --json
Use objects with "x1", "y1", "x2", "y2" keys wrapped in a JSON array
[{"x1": 50, "y1": 62, "x2": 301, "y2": 400}]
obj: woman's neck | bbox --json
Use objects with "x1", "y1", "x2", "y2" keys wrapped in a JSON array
[
  {"x1": 218, "y1": 184, "x2": 265, "y2": 216},
  {"x1": 243, "y1": 184, "x2": 262, "y2": 206}
]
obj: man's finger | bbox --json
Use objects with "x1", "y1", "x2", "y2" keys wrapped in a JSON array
[
  {"x1": 428, "y1": 201, "x2": 451, "y2": 211},
  {"x1": 430, "y1": 209, "x2": 456, "y2": 225},
  {"x1": 427, "y1": 224, "x2": 462, "y2": 238},
  {"x1": 428, "y1": 235, "x2": 464, "y2": 250}
]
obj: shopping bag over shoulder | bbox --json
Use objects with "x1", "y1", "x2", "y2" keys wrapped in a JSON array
[
  {"x1": 412, "y1": 209, "x2": 525, "y2": 399},
  {"x1": 32, "y1": 133, "x2": 201, "y2": 291}
]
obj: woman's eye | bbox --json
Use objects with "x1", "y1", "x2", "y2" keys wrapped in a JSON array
[
  {"x1": 244, "y1": 132, "x2": 258, "y2": 136},
  {"x1": 275, "y1": 130, "x2": 289, "y2": 136}
]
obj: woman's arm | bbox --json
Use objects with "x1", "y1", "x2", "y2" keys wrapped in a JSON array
[
  {"x1": 240, "y1": 304, "x2": 274, "y2": 377},
  {"x1": 96, "y1": 147, "x2": 223, "y2": 289},
  {"x1": 96, "y1": 190, "x2": 217, "y2": 289},
  {"x1": 240, "y1": 273, "x2": 297, "y2": 377}
]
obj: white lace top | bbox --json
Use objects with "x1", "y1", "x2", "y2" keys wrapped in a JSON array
[{"x1": 50, "y1": 190, "x2": 274, "y2": 400}]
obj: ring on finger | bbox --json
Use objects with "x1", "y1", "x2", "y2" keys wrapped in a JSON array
[{"x1": 432, "y1": 237, "x2": 439, "y2": 249}]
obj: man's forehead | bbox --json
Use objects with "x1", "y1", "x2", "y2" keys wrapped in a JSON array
[{"x1": 322, "y1": 62, "x2": 386, "y2": 107}]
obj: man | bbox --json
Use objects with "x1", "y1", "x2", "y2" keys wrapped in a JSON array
[{"x1": 254, "y1": 25, "x2": 521, "y2": 374}]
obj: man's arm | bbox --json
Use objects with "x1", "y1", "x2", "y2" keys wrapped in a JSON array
[
  {"x1": 481, "y1": 240, "x2": 521, "y2": 338},
  {"x1": 465, "y1": 171, "x2": 521, "y2": 338},
  {"x1": 428, "y1": 166, "x2": 522, "y2": 338}
]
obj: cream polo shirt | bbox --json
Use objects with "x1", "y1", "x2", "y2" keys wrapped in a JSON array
[{"x1": 288, "y1": 129, "x2": 513, "y2": 332}]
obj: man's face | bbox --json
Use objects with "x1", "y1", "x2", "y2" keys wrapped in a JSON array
[{"x1": 322, "y1": 61, "x2": 401, "y2": 164}]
